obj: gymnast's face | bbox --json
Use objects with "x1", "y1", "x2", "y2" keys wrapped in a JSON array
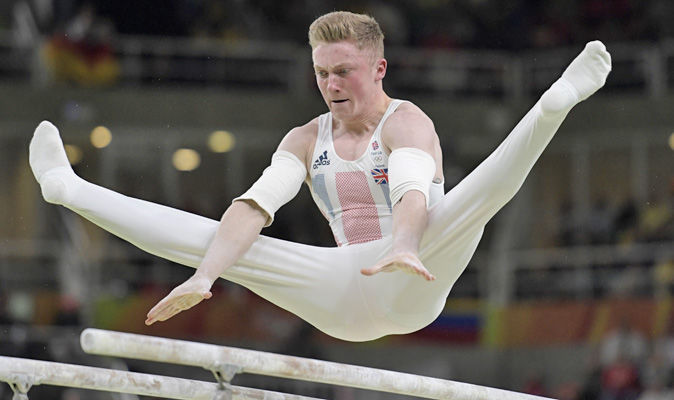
[{"x1": 312, "y1": 40, "x2": 386, "y2": 120}]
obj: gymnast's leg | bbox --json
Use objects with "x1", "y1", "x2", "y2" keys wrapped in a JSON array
[
  {"x1": 30, "y1": 124, "x2": 222, "y2": 269},
  {"x1": 28, "y1": 122, "x2": 337, "y2": 279},
  {"x1": 422, "y1": 41, "x2": 612, "y2": 257},
  {"x1": 28, "y1": 124, "x2": 388, "y2": 340},
  {"x1": 374, "y1": 42, "x2": 612, "y2": 329}
]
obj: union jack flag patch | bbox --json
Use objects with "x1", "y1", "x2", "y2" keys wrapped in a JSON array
[
  {"x1": 372, "y1": 140, "x2": 379, "y2": 150},
  {"x1": 370, "y1": 168, "x2": 388, "y2": 184}
]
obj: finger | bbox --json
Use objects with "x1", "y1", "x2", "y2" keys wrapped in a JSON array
[
  {"x1": 157, "y1": 305, "x2": 183, "y2": 321},
  {"x1": 400, "y1": 256, "x2": 434, "y2": 281},
  {"x1": 146, "y1": 292, "x2": 208, "y2": 325},
  {"x1": 146, "y1": 300, "x2": 172, "y2": 325},
  {"x1": 420, "y1": 269, "x2": 436, "y2": 281},
  {"x1": 361, "y1": 263, "x2": 386, "y2": 275},
  {"x1": 147, "y1": 303, "x2": 183, "y2": 325},
  {"x1": 362, "y1": 262, "x2": 396, "y2": 275},
  {"x1": 412, "y1": 265, "x2": 435, "y2": 281},
  {"x1": 146, "y1": 296, "x2": 184, "y2": 325},
  {"x1": 146, "y1": 306, "x2": 170, "y2": 325},
  {"x1": 146, "y1": 291, "x2": 205, "y2": 321}
]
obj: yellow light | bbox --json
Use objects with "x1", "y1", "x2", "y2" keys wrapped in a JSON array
[
  {"x1": 172, "y1": 148, "x2": 201, "y2": 171},
  {"x1": 208, "y1": 130, "x2": 236, "y2": 153},
  {"x1": 64, "y1": 144, "x2": 83, "y2": 165},
  {"x1": 90, "y1": 126, "x2": 112, "y2": 148},
  {"x1": 669, "y1": 132, "x2": 674, "y2": 151}
]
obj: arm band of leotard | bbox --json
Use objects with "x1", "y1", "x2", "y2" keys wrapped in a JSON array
[
  {"x1": 388, "y1": 147, "x2": 436, "y2": 208},
  {"x1": 232, "y1": 150, "x2": 306, "y2": 227}
]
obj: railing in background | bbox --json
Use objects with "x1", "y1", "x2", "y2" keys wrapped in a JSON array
[
  {"x1": 510, "y1": 241, "x2": 674, "y2": 300},
  {"x1": 0, "y1": 30, "x2": 672, "y2": 99}
]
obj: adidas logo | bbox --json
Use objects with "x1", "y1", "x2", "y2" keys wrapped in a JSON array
[{"x1": 312, "y1": 150, "x2": 330, "y2": 170}]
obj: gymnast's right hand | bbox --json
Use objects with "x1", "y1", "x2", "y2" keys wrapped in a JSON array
[{"x1": 145, "y1": 274, "x2": 213, "y2": 325}]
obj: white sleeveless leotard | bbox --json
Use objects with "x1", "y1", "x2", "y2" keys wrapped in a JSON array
[{"x1": 308, "y1": 99, "x2": 443, "y2": 247}]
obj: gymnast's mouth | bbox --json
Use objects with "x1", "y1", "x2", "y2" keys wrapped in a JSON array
[{"x1": 332, "y1": 99, "x2": 348, "y2": 103}]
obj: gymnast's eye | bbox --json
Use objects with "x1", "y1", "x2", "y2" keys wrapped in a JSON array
[{"x1": 316, "y1": 70, "x2": 328, "y2": 78}]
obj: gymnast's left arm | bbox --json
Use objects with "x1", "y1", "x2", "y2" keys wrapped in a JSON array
[{"x1": 361, "y1": 108, "x2": 438, "y2": 281}]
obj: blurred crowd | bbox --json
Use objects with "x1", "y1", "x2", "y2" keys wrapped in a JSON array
[
  {"x1": 514, "y1": 166, "x2": 672, "y2": 294},
  {"x1": 40, "y1": 2, "x2": 118, "y2": 87},
  {"x1": 556, "y1": 182, "x2": 674, "y2": 248},
  {"x1": 20, "y1": 0, "x2": 674, "y2": 86},
  {"x1": 522, "y1": 318, "x2": 674, "y2": 400},
  {"x1": 554, "y1": 179, "x2": 674, "y2": 298},
  {"x1": 15, "y1": 0, "x2": 674, "y2": 86},
  {"x1": 44, "y1": 0, "x2": 674, "y2": 48}
]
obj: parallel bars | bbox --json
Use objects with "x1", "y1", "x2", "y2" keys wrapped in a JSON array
[
  {"x1": 0, "y1": 355, "x2": 322, "y2": 400},
  {"x1": 80, "y1": 328, "x2": 553, "y2": 400}
]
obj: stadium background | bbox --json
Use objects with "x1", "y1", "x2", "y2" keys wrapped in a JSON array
[{"x1": 0, "y1": 0, "x2": 673, "y2": 399}]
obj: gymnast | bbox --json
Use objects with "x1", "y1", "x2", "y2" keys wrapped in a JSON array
[{"x1": 29, "y1": 11, "x2": 611, "y2": 342}]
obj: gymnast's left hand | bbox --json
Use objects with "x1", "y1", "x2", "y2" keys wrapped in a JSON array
[
  {"x1": 145, "y1": 274, "x2": 213, "y2": 325},
  {"x1": 361, "y1": 251, "x2": 436, "y2": 281}
]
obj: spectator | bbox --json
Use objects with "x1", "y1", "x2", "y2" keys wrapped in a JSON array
[
  {"x1": 41, "y1": 2, "x2": 119, "y2": 87},
  {"x1": 53, "y1": 294, "x2": 81, "y2": 326},
  {"x1": 600, "y1": 354, "x2": 641, "y2": 400},
  {"x1": 588, "y1": 197, "x2": 615, "y2": 245},
  {"x1": 615, "y1": 198, "x2": 639, "y2": 245},
  {"x1": 639, "y1": 353, "x2": 673, "y2": 400},
  {"x1": 600, "y1": 318, "x2": 648, "y2": 367},
  {"x1": 637, "y1": 177, "x2": 674, "y2": 243},
  {"x1": 653, "y1": 257, "x2": 674, "y2": 297}
]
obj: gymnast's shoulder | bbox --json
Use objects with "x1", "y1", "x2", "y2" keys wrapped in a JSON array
[
  {"x1": 277, "y1": 117, "x2": 319, "y2": 168},
  {"x1": 382, "y1": 100, "x2": 437, "y2": 150},
  {"x1": 387, "y1": 100, "x2": 435, "y2": 130}
]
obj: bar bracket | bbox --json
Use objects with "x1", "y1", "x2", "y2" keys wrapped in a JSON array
[
  {"x1": 208, "y1": 362, "x2": 242, "y2": 400},
  {"x1": 6, "y1": 373, "x2": 34, "y2": 400}
]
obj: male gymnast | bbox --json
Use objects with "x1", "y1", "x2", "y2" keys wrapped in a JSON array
[{"x1": 29, "y1": 11, "x2": 611, "y2": 341}]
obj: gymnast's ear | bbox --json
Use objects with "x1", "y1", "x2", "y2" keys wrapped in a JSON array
[{"x1": 374, "y1": 58, "x2": 387, "y2": 82}]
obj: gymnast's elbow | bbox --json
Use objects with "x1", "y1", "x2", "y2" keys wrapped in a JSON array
[{"x1": 226, "y1": 199, "x2": 271, "y2": 227}]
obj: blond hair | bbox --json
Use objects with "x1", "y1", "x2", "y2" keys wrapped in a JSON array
[{"x1": 308, "y1": 11, "x2": 384, "y2": 59}]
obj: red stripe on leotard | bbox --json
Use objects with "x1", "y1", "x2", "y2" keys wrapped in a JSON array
[{"x1": 335, "y1": 171, "x2": 383, "y2": 245}]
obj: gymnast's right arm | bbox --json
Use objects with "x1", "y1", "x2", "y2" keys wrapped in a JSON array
[
  {"x1": 194, "y1": 144, "x2": 308, "y2": 284},
  {"x1": 145, "y1": 126, "x2": 311, "y2": 325}
]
